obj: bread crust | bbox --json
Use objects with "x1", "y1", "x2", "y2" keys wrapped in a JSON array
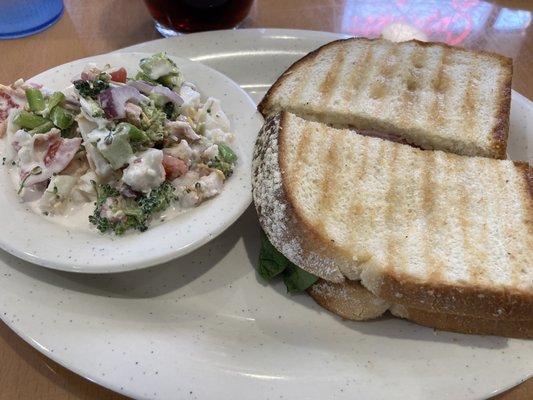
[
  {"x1": 390, "y1": 304, "x2": 533, "y2": 339},
  {"x1": 514, "y1": 161, "x2": 533, "y2": 198},
  {"x1": 307, "y1": 278, "x2": 532, "y2": 338},
  {"x1": 491, "y1": 58, "x2": 512, "y2": 158},
  {"x1": 258, "y1": 37, "x2": 513, "y2": 159},
  {"x1": 307, "y1": 278, "x2": 389, "y2": 321},
  {"x1": 257, "y1": 39, "x2": 323, "y2": 116},
  {"x1": 361, "y1": 269, "x2": 533, "y2": 321}
]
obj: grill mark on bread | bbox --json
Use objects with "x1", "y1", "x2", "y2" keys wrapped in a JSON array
[
  {"x1": 288, "y1": 54, "x2": 317, "y2": 106},
  {"x1": 398, "y1": 47, "x2": 427, "y2": 129},
  {"x1": 369, "y1": 45, "x2": 397, "y2": 101},
  {"x1": 428, "y1": 47, "x2": 449, "y2": 131},
  {"x1": 314, "y1": 131, "x2": 342, "y2": 234},
  {"x1": 285, "y1": 125, "x2": 314, "y2": 187},
  {"x1": 461, "y1": 59, "x2": 479, "y2": 144},
  {"x1": 422, "y1": 154, "x2": 444, "y2": 282},
  {"x1": 348, "y1": 135, "x2": 370, "y2": 251},
  {"x1": 456, "y1": 158, "x2": 485, "y2": 286},
  {"x1": 319, "y1": 47, "x2": 346, "y2": 106},
  {"x1": 342, "y1": 44, "x2": 373, "y2": 104},
  {"x1": 467, "y1": 158, "x2": 490, "y2": 285},
  {"x1": 476, "y1": 160, "x2": 493, "y2": 284},
  {"x1": 348, "y1": 137, "x2": 388, "y2": 269}
]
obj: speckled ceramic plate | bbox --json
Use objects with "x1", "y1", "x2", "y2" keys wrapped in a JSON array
[
  {"x1": 0, "y1": 52, "x2": 262, "y2": 273},
  {"x1": 0, "y1": 29, "x2": 531, "y2": 400}
]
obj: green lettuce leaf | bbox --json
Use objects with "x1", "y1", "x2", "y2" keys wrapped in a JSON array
[
  {"x1": 282, "y1": 264, "x2": 319, "y2": 293},
  {"x1": 258, "y1": 229, "x2": 287, "y2": 280},
  {"x1": 258, "y1": 230, "x2": 318, "y2": 292}
]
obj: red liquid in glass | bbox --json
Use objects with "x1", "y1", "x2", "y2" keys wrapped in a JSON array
[{"x1": 144, "y1": 0, "x2": 254, "y2": 33}]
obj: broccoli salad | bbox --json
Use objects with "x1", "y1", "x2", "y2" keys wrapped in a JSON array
[{"x1": 0, "y1": 53, "x2": 237, "y2": 234}]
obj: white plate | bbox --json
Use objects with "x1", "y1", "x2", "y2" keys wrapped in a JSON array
[
  {"x1": 0, "y1": 52, "x2": 262, "y2": 273},
  {"x1": 0, "y1": 29, "x2": 531, "y2": 400}
]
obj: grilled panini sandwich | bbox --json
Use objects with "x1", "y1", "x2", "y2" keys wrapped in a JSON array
[
  {"x1": 258, "y1": 38, "x2": 512, "y2": 159},
  {"x1": 252, "y1": 112, "x2": 532, "y2": 336}
]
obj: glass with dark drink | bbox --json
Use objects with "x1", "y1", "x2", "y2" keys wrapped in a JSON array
[{"x1": 144, "y1": 0, "x2": 254, "y2": 36}]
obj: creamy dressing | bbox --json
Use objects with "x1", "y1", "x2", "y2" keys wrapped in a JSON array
[
  {"x1": 155, "y1": 202, "x2": 187, "y2": 226},
  {"x1": 6, "y1": 163, "x2": 91, "y2": 232},
  {"x1": 32, "y1": 201, "x2": 95, "y2": 232},
  {"x1": 32, "y1": 198, "x2": 186, "y2": 233},
  {"x1": 7, "y1": 163, "x2": 187, "y2": 233}
]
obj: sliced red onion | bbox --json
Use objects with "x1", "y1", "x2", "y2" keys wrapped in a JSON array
[
  {"x1": 97, "y1": 86, "x2": 148, "y2": 119},
  {"x1": 151, "y1": 85, "x2": 183, "y2": 107},
  {"x1": 127, "y1": 80, "x2": 155, "y2": 94},
  {"x1": 127, "y1": 80, "x2": 183, "y2": 107}
]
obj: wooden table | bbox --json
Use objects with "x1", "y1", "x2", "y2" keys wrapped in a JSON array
[{"x1": 0, "y1": 1, "x2": 531, "y2": 398}]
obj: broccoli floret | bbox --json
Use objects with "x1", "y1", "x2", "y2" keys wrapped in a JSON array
[
  {"x1": 158, "y1": 73, "x2": 183, "y2": 90},
  {"x1": 138, "y1": 53, "x2": 183, "y2": 89},
  {"x1": 209, "y1": 157, "x2": 233, "y2": 177},
  {"x1": 88, "y1": 183, "x2": 121, "y2": 233},
  {"x1": 140, "y1": 103, "x2": 167, "y2": 144},
  {"x1": 89, "y1": 181, "x2": 176, "y2": 235},
  {"x1": 147, "y1": 93, "x2": 175, "y2": 119},
  {"x1": 209, "y1": 143, "x2": 238, "y2": 178},
  {"x1": 138, "y1": 181, "x2": 175, "y2": 215},
  {"x1": 134, "y1": 71, "x2": 158, "y2": 85},
  {"x1": 139, "y1": 52, "x2": 179, "y2": 80},
  {"x1": 73, "y1": 79, "x2": 109, "y2": 98}
]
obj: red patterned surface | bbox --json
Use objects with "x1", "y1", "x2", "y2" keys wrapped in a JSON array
[{"x1": 341, "y1": 0, "x2": 530, "y2": 45}]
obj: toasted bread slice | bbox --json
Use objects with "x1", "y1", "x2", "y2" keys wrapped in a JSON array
[
  {"x1": 308, "y1": 278, "x2": 532, "y2": 339},
  {"x1": 258, "y1": 38, "x2": 512, "y2": 159},
  {"x1": 390, "y1": 304, "x2": 533, "y2": 339},
  {"x1": 307, "y1": 278, "x2": 389, "y2": 321},
  {"x1": 252, "y1": 112, "x2": 532, "y2": 320}
]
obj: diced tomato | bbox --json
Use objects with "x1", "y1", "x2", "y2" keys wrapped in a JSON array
[
  {"x1": 109, "y1": 67, "x2": 127, "y2": 83},
  {"x1": 162, "y1": 154, "x2": 188, "y2": 180}
]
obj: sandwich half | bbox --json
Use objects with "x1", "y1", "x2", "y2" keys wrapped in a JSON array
[
  {"x1": 252, "y1": 112, "x2": 532, "y2": 325},
  {"x1": 258, "y1": 38, "x2": 512, "y2": 159}
]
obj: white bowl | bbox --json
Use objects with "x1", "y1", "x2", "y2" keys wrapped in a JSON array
[{"x1": 0, "y1": 52, "x2": 263, "y2": 273}]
